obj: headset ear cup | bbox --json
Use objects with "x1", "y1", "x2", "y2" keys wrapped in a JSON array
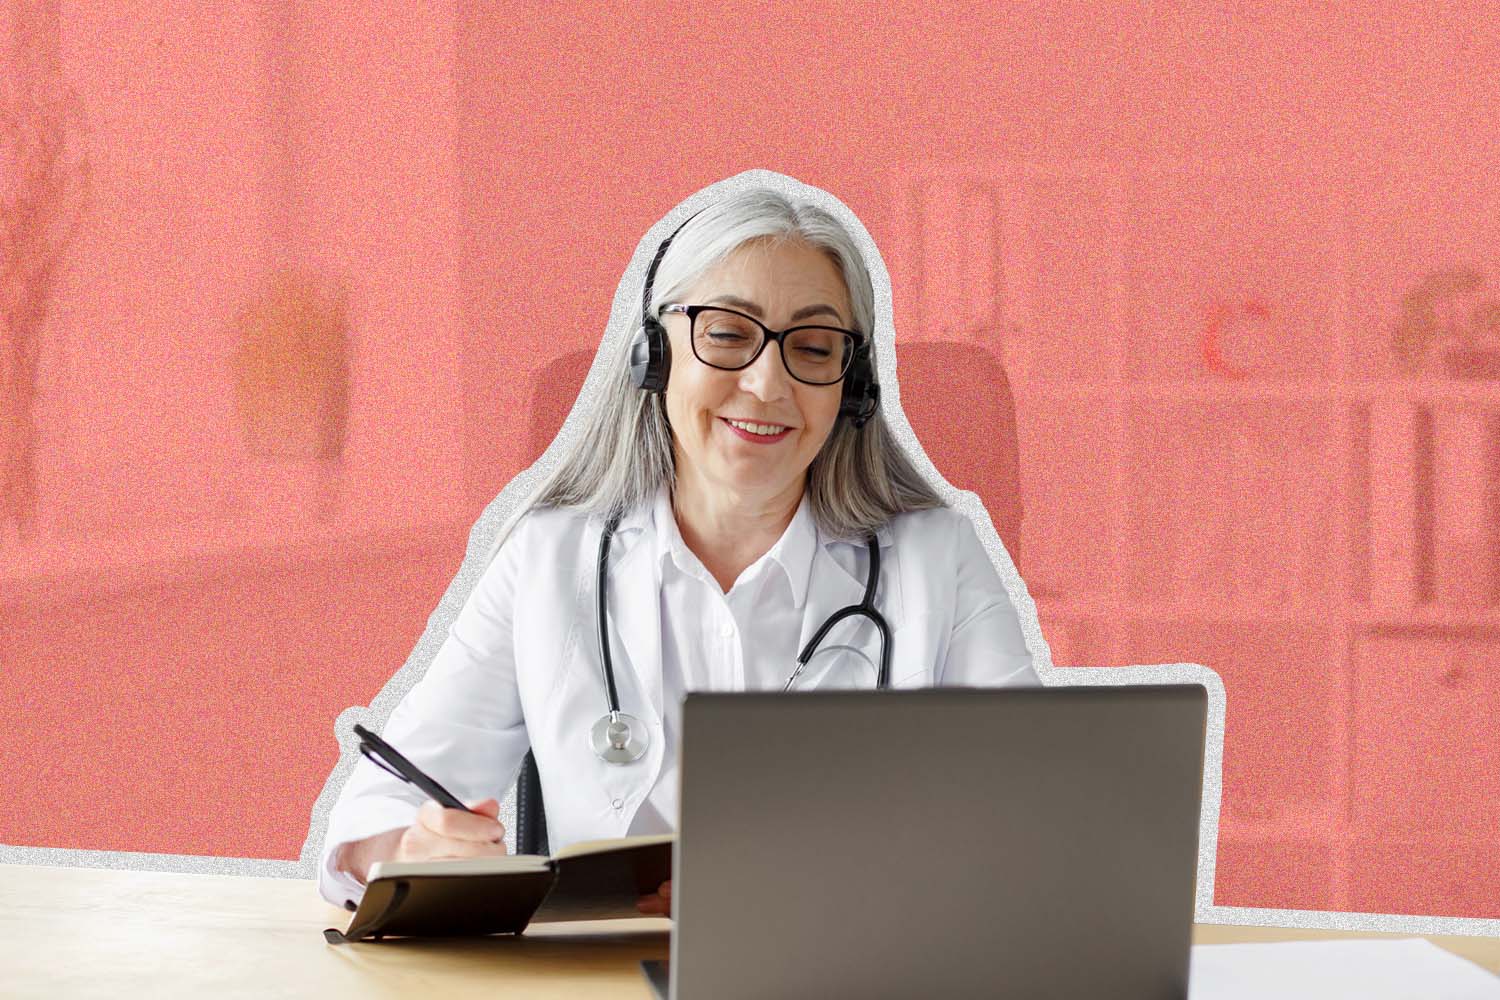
[
  {"x1": 629, "y1": 318, "x2": 671, "y2": 393},
  {"x1": 839, "y1": 349, "x2": 879, "y2": 427},
  {"x1": 837, "y1": 374, "x2": 858, "y2": 421},
  {"x1": 853, "y1": 380, "x2": 880, "y2": 428}
]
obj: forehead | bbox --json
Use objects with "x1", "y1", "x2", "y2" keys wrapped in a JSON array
[{"x1": 683, "y1": 238, "x2": 851, "y2": 314}]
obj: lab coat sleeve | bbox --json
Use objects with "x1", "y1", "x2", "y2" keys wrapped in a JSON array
[
  {"x1": 938, "y1": 511, "x2": 1040, "y2": 688},
  {"x1": 316, "y1": 516, "x2": 533, "y2": 907}
]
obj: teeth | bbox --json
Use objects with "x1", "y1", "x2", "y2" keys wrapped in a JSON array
[{"x1": 725, "y1": 418, "x2": 788, "y2": 436}]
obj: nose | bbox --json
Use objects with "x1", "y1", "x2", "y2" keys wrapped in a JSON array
[{"x1": 737, "y1": 337, "x2": 794, "y2": 402}]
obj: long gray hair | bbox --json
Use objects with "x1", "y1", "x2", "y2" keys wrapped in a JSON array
[{"x1": 486, "y1": 187, "x2": 943, "y2": 564}]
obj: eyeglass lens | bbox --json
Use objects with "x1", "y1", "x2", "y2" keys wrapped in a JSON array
[{"x1": 691, "y1": 308, "x2": 854, "y2": 385}]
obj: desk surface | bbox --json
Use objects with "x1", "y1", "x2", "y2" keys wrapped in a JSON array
[{"x1": 3, "y1": 863, "x2": 1496, "y2": 998}]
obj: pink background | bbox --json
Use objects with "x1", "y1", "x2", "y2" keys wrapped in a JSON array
[{"x1": 3, "y1": 2, "x2": 1497, "y2": 919}]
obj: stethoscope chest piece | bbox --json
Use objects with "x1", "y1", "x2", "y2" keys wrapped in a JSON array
[{"x1": 591, "y1": 710, "x2": 649, "y2": 763}]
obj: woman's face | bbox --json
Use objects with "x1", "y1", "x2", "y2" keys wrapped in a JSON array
[{"x1": 662, "y1": 237, "x2": 852, "y2": 509}]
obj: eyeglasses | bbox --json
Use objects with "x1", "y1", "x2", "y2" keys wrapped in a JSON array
[{"x1": 660, "y1": 303, "x2": 864, "y2": 386}]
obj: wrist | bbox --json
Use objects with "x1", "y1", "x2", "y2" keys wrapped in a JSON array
[
  {"x1": 334, "y1": 840, "x2": 367, "y2": 886},
  {"x1": 338, "y1": 826, "x2": 406, "y2": 886}
]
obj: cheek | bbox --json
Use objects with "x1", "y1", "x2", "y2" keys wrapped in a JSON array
[
  {"x1": 800, "y1": 390, "x2": 843, "y2": 447},
  {"x1": 665, "y1": 374, "x2": 717, "y2": 438}
]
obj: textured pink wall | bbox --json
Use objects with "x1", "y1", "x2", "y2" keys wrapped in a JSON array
[{"x1": 3, "y1": 2, "x2": 1497, "y2": 920}]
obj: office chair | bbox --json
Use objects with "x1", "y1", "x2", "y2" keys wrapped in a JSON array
[
  {"x1": 892, "y1": 340, "x2": 1024, "y2": 569},
  {"x1": 511, "y1": 340, "x2": 1025, "y2": 855}
]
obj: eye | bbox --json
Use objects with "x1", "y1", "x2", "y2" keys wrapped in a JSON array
[
  {"x1": 698, "y1": 311, "x2": 758, "y2": 343},
  {"x1": 706, "y1": 330, "x2": 752, "y2": 344}
]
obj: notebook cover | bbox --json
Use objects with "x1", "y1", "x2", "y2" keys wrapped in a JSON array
[
  {"x1": 325, "y1": 868, "x2": 557, "y2": 942},
  {"x1": 640, "y1": 959, "x2": 670, "y2": 1000},
  {"x1": 324, "y1": 839, "x2": 673, "y2": 941},
  {"x1": 532, "y1": 838, "x2": 673, "y2": 922}
]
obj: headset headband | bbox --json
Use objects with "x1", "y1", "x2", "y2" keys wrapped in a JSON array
[{"x1": 641, "y1": 208, "x2": 706, "y2": 326}]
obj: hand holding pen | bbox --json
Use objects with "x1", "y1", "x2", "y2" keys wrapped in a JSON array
[
  {"x1": 345, "y1": 726, "x2": 673, "y2": 918},
  {"x1": 337, "y1": 725, "x2": 508, "y2": 886}
]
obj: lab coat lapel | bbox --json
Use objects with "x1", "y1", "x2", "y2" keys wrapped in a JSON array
[
  {"x1": 796, "y1": 528, "x2": 896, "y2": 685},
  {"x1": 598, "y1": 513, "x2": 664, "y2": 724}
]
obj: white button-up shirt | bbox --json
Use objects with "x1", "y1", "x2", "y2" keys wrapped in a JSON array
[{"x1": 629, "y1": 484, "x2": 820, "y2": 834}]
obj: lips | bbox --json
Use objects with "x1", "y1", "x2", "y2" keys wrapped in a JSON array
[{"x1": 719, "y1": 416, "x2": 793, "y2": 444}]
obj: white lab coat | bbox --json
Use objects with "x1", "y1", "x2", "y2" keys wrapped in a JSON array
[{"x1": 317, "y1": 499, "x2": 1039, "y2": 905}]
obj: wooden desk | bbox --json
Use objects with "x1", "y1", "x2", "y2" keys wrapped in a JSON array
[{"x1": 3, "y1": 864, "x2": 1496, "y2": 998}]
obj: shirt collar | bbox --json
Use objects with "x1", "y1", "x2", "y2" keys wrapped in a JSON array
[{"x1": 650, "y1": 483, "x2": 818, "y2": 609}]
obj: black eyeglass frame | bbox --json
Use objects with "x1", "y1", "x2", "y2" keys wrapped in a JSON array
[{"x1": 660, "y1": 303, "x2": 866, "y2": 386}]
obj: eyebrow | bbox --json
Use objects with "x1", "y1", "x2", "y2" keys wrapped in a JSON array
[{"x1": 703, "y1": 294, "x2": 848, "y2": 326}]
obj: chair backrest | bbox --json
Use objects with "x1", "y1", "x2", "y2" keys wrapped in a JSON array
[
  {"x1": 514, "y1": 349, "x2": 596, "y2": 855},
  {"x1": 525, "y1": 348, "x2": 597, "y2": 472},
  {"x1": 892, "y1": 340, "x2": 1024, "y2": 570},
  {"x1": 511, "y1": 340, "x2": 1025, "y2": 853}
]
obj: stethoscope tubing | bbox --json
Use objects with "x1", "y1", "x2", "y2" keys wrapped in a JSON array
[
  {"x1": 596, "y1": 512, "x2": 626, "y2": 718},
  {"x1": 594, "y1": 509, "x2": 890, "y2": 751}
]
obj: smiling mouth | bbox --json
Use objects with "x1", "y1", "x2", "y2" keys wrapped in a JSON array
[{"x1": 720, "y1": 417, "x2": 793, "y2": 438}]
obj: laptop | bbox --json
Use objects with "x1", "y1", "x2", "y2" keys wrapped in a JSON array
[{"x1": 642, "y1": 685, "x2": 1208, "y2": 1000}]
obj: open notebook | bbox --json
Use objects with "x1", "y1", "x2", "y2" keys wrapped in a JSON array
[{"x1": 323, "y1": 833, "x2": 674, "y2": 943}]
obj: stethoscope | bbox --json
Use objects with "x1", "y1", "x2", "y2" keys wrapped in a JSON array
[{"x1": 590, "y1": 509, "x2": 892, "y2": 764}]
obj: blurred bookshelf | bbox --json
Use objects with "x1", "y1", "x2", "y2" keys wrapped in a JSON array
[{"x1": 889, "y1": 158, "x2": 1500, "y2": 916}]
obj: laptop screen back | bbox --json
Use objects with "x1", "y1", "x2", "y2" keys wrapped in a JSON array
[{"x1": 670, "y1": 685, "x2": 1207, "y2": 1000}]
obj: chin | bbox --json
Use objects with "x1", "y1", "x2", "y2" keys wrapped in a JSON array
[{"x1": 713, "y1": 457, "x2": 794, "y2": 488}]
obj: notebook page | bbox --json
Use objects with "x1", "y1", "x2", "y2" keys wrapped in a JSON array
[{"x1": 1188, "y1": 938, "x2": 1500, "y2": 999}]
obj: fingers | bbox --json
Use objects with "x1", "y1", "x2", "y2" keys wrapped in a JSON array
[
  {"x1": 417, "y1": 799, "x2": 507, "y2": 844},
  {"x1": 636, "y1": 881, "x2": 673, "y2": 917},
  {"x1": 423, "y1": 839, "x2": 513, "y2": 860},
  {"x1": 397, "y1": 820, "x2": 509, "y2": 863},
  {"x1": 395, "y1": 799, "x2": 509, "y2": 864}
]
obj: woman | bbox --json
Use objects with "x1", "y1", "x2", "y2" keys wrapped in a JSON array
[{"x1": 316, "y1": 183, "x2": 1039, "y2": 915}]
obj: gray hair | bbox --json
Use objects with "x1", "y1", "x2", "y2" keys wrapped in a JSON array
[{"x1": 486, "y1": 187, "x2": 943, "y2": 564}]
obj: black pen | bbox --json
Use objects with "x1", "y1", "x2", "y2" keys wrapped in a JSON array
[{"x1": 352, "y1": 723, "x2": 477, "y2": 814}]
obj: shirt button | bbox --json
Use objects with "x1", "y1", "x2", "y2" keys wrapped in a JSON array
[
  {"x1": 719, "y1": 622, "x2": 734, "y2": 638},
  {"x1": 612, "y1": 798, "x2": 624, "y2": 810}
]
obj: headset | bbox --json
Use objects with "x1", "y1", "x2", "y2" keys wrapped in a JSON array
[{"x1": 627, "y1": 209, "x2": 881, "y2": 428}]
